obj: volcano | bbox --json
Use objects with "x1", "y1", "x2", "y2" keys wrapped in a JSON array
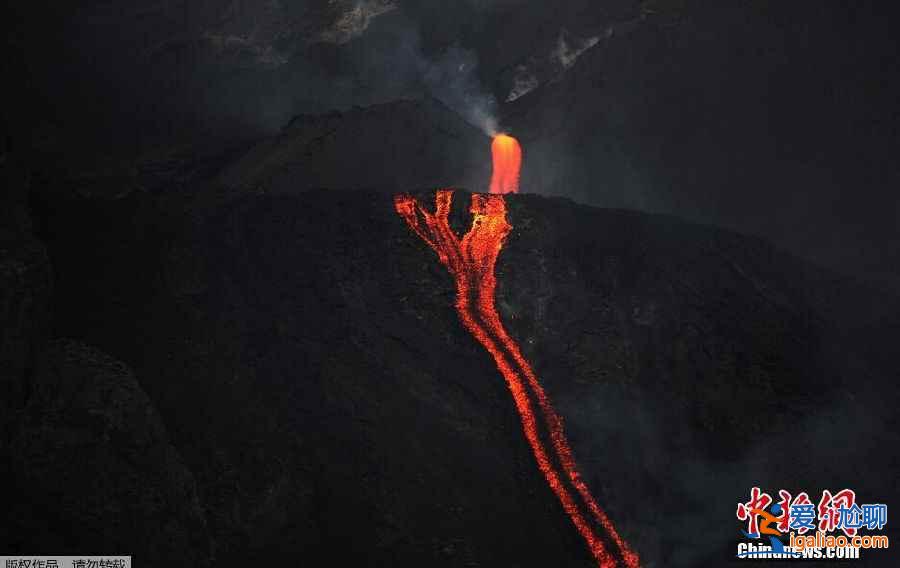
[
  {"x1": 5, "y1": 1, "x2": 900, "y2": 565},
  {"x1": 7, "y1": 105, "x2": 899, "y2": 564}
]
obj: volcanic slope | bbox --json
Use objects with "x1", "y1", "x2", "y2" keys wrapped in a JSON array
[
  {"x1": 12, "y1": 171, "x2": 900, "y2": 566},
  {"x1": 220, "y1": 97, "x2": 492, "y2": 196}
]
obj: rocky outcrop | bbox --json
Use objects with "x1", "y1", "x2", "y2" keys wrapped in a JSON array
[
  {"x1": 1, "y1": 153, "x2": 51, "y2": 412},
  {"x1": 1, "y1": 148, "x2": 210, "y2": 567},
  {"x1": 4, "y1": 340, "x2": 211, "y2": 566}
]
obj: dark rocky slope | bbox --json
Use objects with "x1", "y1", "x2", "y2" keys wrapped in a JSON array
[
  {"x1": 5, "y1": 339, "x2": 211, "y2": 565},
  {"x1": 8, "y1": 164, "x2": 898, "y2": 565},
  {"x1": 500, "y1": 2, "x2": 900, "y2": 290},
  {"x1": 1, "y1": 155, "x2": 211, "y2": 566},
  {"x1": 219, "y1": 98, "x2": 491, "y2": 195}
]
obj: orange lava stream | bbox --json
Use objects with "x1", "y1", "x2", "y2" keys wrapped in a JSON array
[
  {"x1": 489, "y1": 134, "x2": 522, "y2": 194},
  {"x1": 394, "y1": 190, "x2": 639, "y2": 568}
]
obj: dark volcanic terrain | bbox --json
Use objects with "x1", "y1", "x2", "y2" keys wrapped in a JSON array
[
  {"x1": 3, "y1": 4, "x2": 900, "y2": 562},
  {"x1": 3, "y1": 112, "x2": 898, "y2": 564}
]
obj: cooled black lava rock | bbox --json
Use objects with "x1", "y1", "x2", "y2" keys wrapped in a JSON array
[
  {"x1": 17, "y1": 179, "x2": 898, "y2": 566},
  {"x1": 4, "y1": 340, "x2": 211, "y2": 565},
  {"x1": 0, "y1": 155, "x2": 52, "y2": 410},
  {"x1": 220, "y1": 98, "x2": 491, "y2": 196}
]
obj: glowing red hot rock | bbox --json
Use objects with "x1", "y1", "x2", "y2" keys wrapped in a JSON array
[
  {"x1": 489, "y1": 134, "x2": 522, "y2": 194},
  {"x1": 393, "y1": 189, "x2": 640, "y2": 568}
]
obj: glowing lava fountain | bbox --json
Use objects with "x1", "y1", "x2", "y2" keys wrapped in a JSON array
[
  {"x1": 489, "y1": 134, "x2": 522, "y2": 194},
  {"x1": 393, "y1": 190, "x2": 639, "y2": 568}
]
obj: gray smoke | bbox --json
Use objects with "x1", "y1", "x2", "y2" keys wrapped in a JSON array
[
  {"x1": 191, "y1": 2, "x2": 500, "y2": 135},
  {"x1": 312, "y1": 5, "x2": 499, "y2": 135},
  {"x1": 422, "y1": 46, "x2": 498, "y2": 135}
]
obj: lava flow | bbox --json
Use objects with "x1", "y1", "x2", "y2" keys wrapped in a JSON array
[
  {"x1": 393, "y1": 189, "x2": 640, "y2": 568},
  {"x1": 489, "y1": 134, "x2": 522, "y2": 194}
]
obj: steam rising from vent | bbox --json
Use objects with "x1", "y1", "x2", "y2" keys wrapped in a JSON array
[
  {"x1": 424, "y1": 46, "x2": 499, "y2": 136},
  {"x1": 165, "y1": 0, "x2": 503, "y2": 136}
]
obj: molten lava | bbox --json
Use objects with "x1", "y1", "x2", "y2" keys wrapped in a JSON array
[
  {"x1": 394, "y1": 190, "x2": 640, "y2": 568},
  {"x1": 489, "y1": 134, "x2": 522, "y2": 194}
]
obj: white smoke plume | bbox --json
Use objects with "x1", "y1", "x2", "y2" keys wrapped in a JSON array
[{"x1": 423, "y1": 46, "x2": 499, "y2": 136}]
